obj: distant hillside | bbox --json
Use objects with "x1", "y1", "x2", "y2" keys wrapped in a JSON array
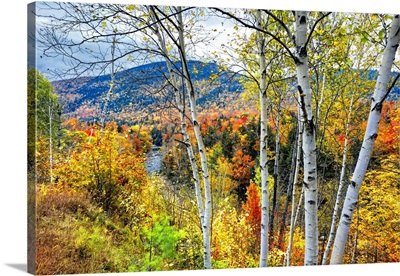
[
  {"x1": 52, "y1": 60, "x2": 244, "y2": 124},
  {"x1": 52, "y1": 62, "x2": 399, "y2": 124},
  {"x1": 366, "y1": 69, "x2": 400, "y2": 100}
]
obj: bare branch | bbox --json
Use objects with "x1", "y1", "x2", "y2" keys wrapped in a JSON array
[{"x1": 212, "y1": 7, "x2": 299, "y2": 63}]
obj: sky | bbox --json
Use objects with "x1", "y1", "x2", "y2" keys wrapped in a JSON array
[
  {"x1": 31, "y1": 2, "x2": 241, "y2": 81},
  {"x1": 1, "y1": 1, "x2": 400, "y2": 276},
  {"x1": 31, "y1": 0, "x2": 400, "y2": 81}
]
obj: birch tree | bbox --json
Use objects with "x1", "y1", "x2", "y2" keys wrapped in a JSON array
[
  {"x1": 224, "y1": 11, "x2": 290, "y2": 267},
  {"x1": 176, "y1": 8, "x2": 212, "y2": 268},
  {"x1": 293, "y1": 11, "x2": 319, "y2": 265},
  {"x1": 330, "y1": 14, "x2": 400, "y2": 265},
  {"x1": 214, "y1": 8, "x2": 330, "y2": 266},
  {"x1": 38, "y1": 3, "x2": 214, "y2": 268},
  {"x1": 255, "y1": 10, "x2": 269, "y2": 268},
  {"x1": 32, "y1": 69, "x2": 60, "y2": 184},
  {"x1": 147, "y1": 6, "x2": 213, "y2": 268},
  {"x1": 144, "y1": 6, "x2": 214, "y2": 268},
  {"x1": 284, "y1": 119, "x2": 303, "y2": 266},
  {"x1": 269, "y1": 92, "x2": 281, "y2": 246},
  {"x1": 321, "y1": 93, "x2": 354, "y2": 265}
]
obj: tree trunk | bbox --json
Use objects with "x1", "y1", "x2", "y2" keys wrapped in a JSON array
[
  {"x1": 257, "y1": 10, "x2": 270, "y2": 268},
  {"x1": 100, "y1": 36, "x2": 116, "y2": 132},
  {"x1": 146, "y1": 6, "x2": 212, "y2": 268},
  {"x1": 294, "y1": 11, "x2": 319, "y2": 266},
  {"x1": 177, "y1": 8, "x2": 212, "y2": 269},
  {"x1": 49, "y1": 104, "x2": 53, "y2": 185},
  {"x1": 330, "y1": 14, "x2": 400, "y2": 265},
  {"x1": 350, "y1": 207, "x2": 359, "y2": 264},
  {"x1": 270, "y1": 100, "x2": 281, "y2": 246},
  {"x1": 57, "y1": 104, "x2": 62, "y2": 149},
  {"x1": 285, "y1": 119, "x2": 303, "y2": 266},
  {"x1": 278, "y1": 120, "x2": 299, "y2": 250},
  {"x1": 321, "y1": 94, "x2": 354, "y2": 265},
  {"x1": 153, "y1": 21, "x2": 206, "y2": 224}
]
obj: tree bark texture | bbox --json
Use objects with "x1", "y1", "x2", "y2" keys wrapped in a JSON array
[
  {"x1": 257, "y1": 10, "x2": 270, "y2": 268},
  {"x1": 176, "y1": 8, "x2": 213, "y2": 269},
  {"x1": 285, "y1": 119, "x2": 303, "y2": 266},
  {"x1": 321, "y1": 94, "x2": 354, "y2": 265},
  {"x1": 330, "y1": 14, "x2": 400, "y2": 265},
  {"x1": 294, "y1": 11, "x2": 319, "y2": 266}
]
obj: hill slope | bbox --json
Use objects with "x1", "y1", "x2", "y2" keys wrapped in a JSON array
[{"x1": 52, "y1": 61, "x2": 244, "y2": 124}]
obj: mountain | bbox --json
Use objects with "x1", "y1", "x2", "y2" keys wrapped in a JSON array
[
  {"x1": 52, "y1": 60, "x2": 244, "y2": 124},
  {"x1": 52, "y1": 61, "x2": 399, "y2": 125},
  {"x1": 366, "y1": 69, "x2": 400, "y2": 101}
]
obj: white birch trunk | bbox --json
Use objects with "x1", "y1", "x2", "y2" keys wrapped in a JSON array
[
  {"x1": 270, "y1": 99, "x2": 281, "y2": 243},
  {"x1": 150, "y1": 8, "x2": 211, "y2": 268},
  {"x1": 285, "y1": 120, "x2": 303, "y2": 266},
  {"x1": 257, "y1": 10, "x2": 270, "y2": 268},
  {"x1": 321, "y1": 94, "x2": 354, "y2": 265},
  {"x1": 294, "y1": 187, "x2": 304, "y2": 234},
  {"x1": 316, "y1": 74, "x2": 325, "y2": 131},
  {"x1": 49, "y1": 104, "x2": 53, "y2": 185},
  {"x1": 177, "y1": 9, "x2": 212, "y2": 269},
  {"x1": 294, "y1": 11, "x2": 319, "y2": 266},
  {"x1": 100, "y1": 37, "x2": 116, "y2": 132},
  {"x1": 153, "y1": 26, "x2": 206, "y2": 226},
  {"x1": 330, "y1": 14, "x2": 400, "y2": 265},
  {"x1": 278, "y1": 119, "x2": 298, "y2": 249}
]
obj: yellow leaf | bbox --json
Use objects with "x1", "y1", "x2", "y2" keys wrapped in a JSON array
[{"x1": 126, "y1": 4, "x2": 135, "y2": 11}]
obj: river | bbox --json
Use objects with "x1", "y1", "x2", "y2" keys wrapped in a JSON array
[{"x1": 145, "y1": 146, "x2": 163, "y2": 175}]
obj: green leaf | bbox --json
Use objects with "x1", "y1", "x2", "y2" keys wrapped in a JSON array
[{"x1": 378, "y1": 29, "x2": 385, "y2": 40}]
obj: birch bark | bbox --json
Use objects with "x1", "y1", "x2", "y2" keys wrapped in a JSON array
[
  {"x1": 278, "y1": 123, "x2": 298, "y2": 250},
  {"x1": 330, "y1": 14, "x2": 400, "y2": 265},
  {"x1": 270, "y1": 99, "x2": 281, "y2": 245},
  {"x1": 149, "y1": 6, "x2": 212, "y2": 269},
  {"x1": 151, "y1": 17, "x2": 205, "y2": 229},
  {"x1": 285, "y1": 120, "x2": 303, "y2": 266},
  {"x1": 321, "y1": 94, "x2": 354, "y2": 265},
  {"x1": 100, "y1": 35, "x2": 116, "y2": 132},
  {"x1": 176, "y1": 8, "x2": 213, "y2": 269},
  {"x1": 294, "y1": 11, "x2": 319, "y2": 266},
  {"x1": 49, "y1": 104, "x2": 53, "y2": 184},
  {"x1": 256, "y1": 9, "x2": 270, "y2": 268}
]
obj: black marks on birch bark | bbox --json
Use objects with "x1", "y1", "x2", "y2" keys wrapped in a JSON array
[
  {"x1": 298, "y1": 85, "x2": 308, "y2": 120},
  {"x1": 372, "y1": 101, "x2": 383, "y2": 112},
  {"x1": 342, "y1": 214, "x2": 351, "y2": 226},
  {"x1": 368, "y1": 133, "x2": 378, "y2": 141},
  {"x1": 299, "y1": 46, "x2": 307, "y2": 58}
]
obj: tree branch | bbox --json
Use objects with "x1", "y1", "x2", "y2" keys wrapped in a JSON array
[
  {"x1": 305, "y1": 12, "x2": 332, "y2": 47},
  {"x1": 372, "y1": 72, "x2": 400, "y2": 112},
  {"x1": 213, "y1": 7, "x2": 299, "y2": 63},
  {"x1": 261, "y1": 9, "x2": 294, "y2": 43}
]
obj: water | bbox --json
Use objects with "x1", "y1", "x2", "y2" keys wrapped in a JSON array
[{"x1": 146, "y1": 146, "x2": 163, "y2": 174}]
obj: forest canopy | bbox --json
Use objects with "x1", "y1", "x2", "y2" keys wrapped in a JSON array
[{"x1": 28, "y1": 2, "x2": 399, "y2": 274}]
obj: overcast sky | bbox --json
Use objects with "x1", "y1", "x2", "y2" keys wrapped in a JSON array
[
  {"x1": 30, "y1": 0, "x2": 400, "y2": 82},
  {"x1": 31, "y1": 2, "x2": 241, "y2": 81}
]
